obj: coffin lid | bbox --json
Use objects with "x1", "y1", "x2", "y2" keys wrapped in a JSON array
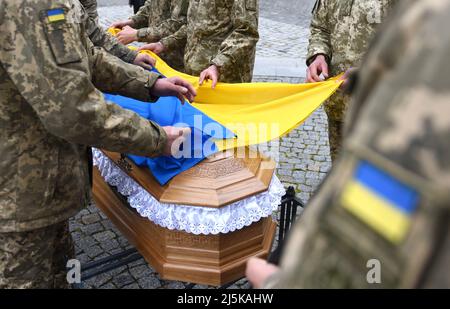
[{"x1": 101, "y1": 147, "x2": 276, "y2": 208}]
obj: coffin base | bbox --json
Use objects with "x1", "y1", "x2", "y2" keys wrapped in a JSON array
[{"x1": 92, "y1": 168, "x2": 277, "y2": 286}]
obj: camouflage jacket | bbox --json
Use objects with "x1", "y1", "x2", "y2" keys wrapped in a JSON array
[
  {"x1": 265, "y1": 0, "x2": 450, "y2": 288},
  {"x1": 131, "y1": 0, "x2": 188, "y2": 44},
  {"x1": 161, "y1": 0, "x2": 259, "y2": 82},
  {"x1": 129, "y1": 0, "x2": 188, "y2": 71},
  {"x1": 80, "y1": 0, "x2": 138, "y2": 64},
  {"x1": 307, "y1": 0, "x2": 397, "y2": 120},
  {"x1": 0, "y1": 0, "x2": 167, "y2": 232}
]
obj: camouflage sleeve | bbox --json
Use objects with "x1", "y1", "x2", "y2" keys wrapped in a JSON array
[
  {"x1": 306, "y1": 0, "x2": 332, "y2": 66},
  {"x1": 160, "y1": 24, "x2": 187, "y2": 51},
  {"x1": 0, "y1": 1, "x2": 167, "y2": 157},
  {"x1": 79, "y1": 0, "x2": 99, "y2": 21},
  {"x1": 210, "y1": 0, "x2": 259, "y2": 74},
  {"x1": 89, "y1": 45, "x2": 161, "y2": 101},
  {"x1": 263, "y1": 0, "x2": 450, "y2": 289},
  {"x1": 136, "y1": 0, "x2": 188, "y2": 43},
  {"x1": 85, "y1": 16, "x2": 139, "y2": 64},
  {"x1": 130, "y1": 0, "x2": 152, "y2": 28}
]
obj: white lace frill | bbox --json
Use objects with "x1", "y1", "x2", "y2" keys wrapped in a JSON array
[{"x1": 92, "y1": 149, "x2": 285, "y2": 235}]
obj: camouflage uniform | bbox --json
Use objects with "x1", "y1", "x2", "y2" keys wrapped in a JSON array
[
  {"x1": 307, "y1": 0, "x2": 397, "y2": 160},
  {"x1": 80, "y1": 0, "x2": 139, "y2": 64},
  {"x1": 130, "y1": 0, "x2": 188, "y2": 71},
  {"x1": 265, "y1": 0, "x2": 450, "y2": 288},
  {"x1": 161, "y1": 0, "x2": 259, "y2": 82},
  {"x1": 0, "y1": 0, "x2": 167, "y2": 288},
  {"x1": 0, "y1": 222, "x2": 73, "y2": 289}
]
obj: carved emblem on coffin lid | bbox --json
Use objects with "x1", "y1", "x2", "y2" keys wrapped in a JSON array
[{"x1": 102, "y1": 147, "x2": 276, "y2": 208}]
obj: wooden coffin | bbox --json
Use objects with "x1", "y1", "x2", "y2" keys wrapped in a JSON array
[{"x1": 92, "y1": 148, "x2": 277, "y2": 286}]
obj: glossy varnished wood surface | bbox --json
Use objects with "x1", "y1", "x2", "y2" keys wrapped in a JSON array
[
  {"x1": 101, "y1": 147, "x2": 276, "y2": 208},
  {"x1": 92, "y1": 168, "x2": 277, "y2": 286}
]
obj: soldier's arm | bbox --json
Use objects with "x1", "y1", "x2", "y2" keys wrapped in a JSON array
[
  {"x1": 80, "y1": 0, "x2": 138, "y2": 64},
  {"x1": 160, "y1": 24, "x2": 188, "y2": 52},
  {"x1": 136, "y1": 0, "x2": 188, "y2": 43},
  {"x1": 89, "y1": 45, "x2": 160, "y2": 101},
  {"x1": 210, "y1": 0, "x2": 259, "y2": 76},
  {"x1": 130, "y1": 0, "x2": 152, "y2": 29},
  {"x1": 0, "y1": 3, "x2": 167, "y2": 157},
  {"x1": 80, "y1": 0, "x2": 99, "y2": 21},
  {"x1": 85, "y1": 16, "x2": 139, "y2": 64},
  {"x1": 306, "y1": 0, "x2": 332, "y2": 66}
]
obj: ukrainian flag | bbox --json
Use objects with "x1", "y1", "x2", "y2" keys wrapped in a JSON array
[
  {"x1": 47, "y1": 9, "x2": 65, "y2": 23},
  {"x1": 341, "y1": 161, "x2": 419, "y2": 244}
]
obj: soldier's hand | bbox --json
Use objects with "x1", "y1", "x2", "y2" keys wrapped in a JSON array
[
  {"x1": 199, "y1": 65, "x2": 220, "y2": 89},
  {"x1": 117, "y1": 26, "x2": 138, "y2": 45},
  {"x1": 111, "y1": 20, "x2": 135, "y2": 29},
  {"x1": 162, "y1": 126, "x2": 191, "y2": 157},
  {"x1": 151, "y1": 77, "x2": 197, "y2": 104},
  {"x1": 245, "y1": 257, "x2": 280, "y2": 288},
  {"x1": 339, "y1": 67, "x2": 358, "y2": 90},
  {"x1": 138, "y1": 42, "x2": 166, "y2": 55},
  {"x1": 133, "y1": 53, "x2": 156, "y2": 70},
  {"x1": 307, "y1": 54, "x2": 329, "y2": 83}
]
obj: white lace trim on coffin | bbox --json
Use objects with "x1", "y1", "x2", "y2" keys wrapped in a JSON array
[{"x1": 92, "y1": 149, "x2": 285, "y2": 235}]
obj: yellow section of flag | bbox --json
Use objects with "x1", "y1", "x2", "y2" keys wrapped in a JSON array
[{"x1": 109, "y1": 28, "x2": 343, "y2": 150}]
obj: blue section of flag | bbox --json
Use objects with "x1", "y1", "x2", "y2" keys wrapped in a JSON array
[
  {"x1": 47, "y1": 9, "x2": 64, "y2": 16},
  {"x1": 103, "y1": 67, "x2": 235, "y2": 185},
  {"x1": 104, "y1": 89, "x2": 234, "y2": 185},
  {"x1": 355, "y1": 161, "x2": 419, "y2": 215}
]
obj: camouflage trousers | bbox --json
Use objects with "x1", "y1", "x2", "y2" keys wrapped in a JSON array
[
  {"x1": 0, "y1": 221, "x2": 74, "y2": 289},
  {"x1": 326, "y1": 115, "x2": 344, "y2": 162},
  {"x1": 324, "y1": 93, "x2": 350, "y2": 161}
]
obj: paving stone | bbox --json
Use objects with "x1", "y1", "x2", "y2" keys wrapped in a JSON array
[
  {"x1": 100, "y1": 239, "x2": 120, "y2": 252},
  {"x1": 240, "y1": 282, "x2": 252, "y2": 289},
  {"x1": 71, "y1": 231, "x2": 83, "y2": 242},
  {"x1": 78, "y1": 235, "x2": 97, "y2": 250},
  {"x1": 138, "y1": 276, "x2": 162, "y2": 289},
  {"x1": 69, "y1": 221, "x2": 83, "y2": 232},
  {"x1": 123, "y1": 283, "x2": 141, "y2": 289},
  {"x1": 75, "y1": 245, "x2": 83, "y2": 255},
  {"x1": 113, "y1": 271, "x2": 135, "y2": 288},
  {"x1": 101, "y1": 219, "x2": 117, "y2": 231},
  {"x1": 77, "y1": 209, "x2": 90, "y2": 217},
  {"x1": 129, "y1": 264, "x2": 153, "y2": 280},
  {"x1": 93, "y1": 230, "x2": 116, "y2": 243},
  {"x1": 192, "y1": 284, "x2": 210, "y2": 289},
  {"x1": 77, "y1": 253, "x2": 91, "y2": 264},
  {"x1": 99, "y1": 282, "x2": 117, "y2": 289},
  {"x1": 82, "y1": 213, "x2": 101, "y2": 225},
  {"x1": 117, "y1": 236, "x2": 130, "y2": 247},
  {"x1": 127, "y1": 258, "x2": 146, "y2": 268},
  {"x1": 81, "y1": 223, "x2": 104, "y2": 235},
  {"x1": 86, "y1": 272, "x2": 112, "y2": 288},
  {"x1": 85, "y1": 245, "x2": 104, "y2": 259},
  {"x1": 87, "y1": 203, "x2": 98, "y2": 213},
  {"x1": 107, "y1": 265, "x2": 128, "y2": 277},
  {"x1": 166, "y1": 281, "x2": 186, "y2": 289}
]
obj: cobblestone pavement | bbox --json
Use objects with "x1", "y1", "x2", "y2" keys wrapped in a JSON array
[
  {"x1": 97, "y1": 4, "x2": 311, "y2": 62},
  {"x1": 70, "y1": 2, "x2": 331, "y2": 289},
  {"x1": 260, "y1": 0, "x2": 315, "y2": 27}
]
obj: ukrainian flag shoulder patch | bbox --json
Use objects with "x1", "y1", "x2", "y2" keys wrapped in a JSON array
[
  {"x1": 47, "y1": 8, "x2": 65, "y2": 23},
  {"x1": 341, "y1": 161, "x2": 419, "y2": 244}
]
